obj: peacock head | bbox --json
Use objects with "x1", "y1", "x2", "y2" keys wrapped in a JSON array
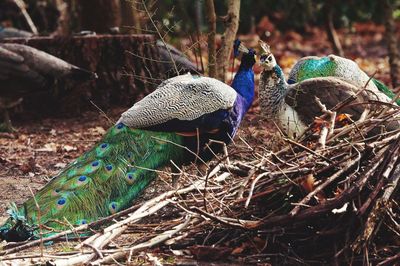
[
  {"x1": 234, "y1": 39, "x2": 248, "y2": 57},
  {"x1": 259, "y1": 40, "x2": 276, "y2": 71},
  {"x1": 233, "y1": 39, "x2": 256, "y2": 70},
  {"x1": 240, "y1": 48, "x2": 256, "y2": 70}
]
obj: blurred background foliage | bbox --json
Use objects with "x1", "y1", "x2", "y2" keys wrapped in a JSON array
[
  {"x1": 1, "y1": 0, "x2": 399, "y2": 36},
  {"x1": 1, "y1": 0, "x2": 399, "y2": 86},
  {"x1": 142, "y1": 0, "x2": 400, "y2": 36}
]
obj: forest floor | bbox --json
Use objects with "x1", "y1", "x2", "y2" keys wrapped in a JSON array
[{"x1": 0, "y1": 23, "x2": 399, "y2": 264}]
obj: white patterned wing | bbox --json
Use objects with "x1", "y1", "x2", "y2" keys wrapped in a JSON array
[{"x1": 118, "y1": 73, "x2": 237, "y2": 128}]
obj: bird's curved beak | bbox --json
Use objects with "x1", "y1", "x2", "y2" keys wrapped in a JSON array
[{"x1": 260, "y1": 54, "x2": 267, "y2": 64}]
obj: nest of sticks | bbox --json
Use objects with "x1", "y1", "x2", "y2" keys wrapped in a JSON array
[{"x1": 1, "y1": 95, "x2": 400, "y2": 265}]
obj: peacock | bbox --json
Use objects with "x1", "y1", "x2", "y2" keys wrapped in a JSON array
[
  {"x1": 287, "y1": 54, "x2": 400, "y2": 105},
  {"x1": 0, "y1": 43, "x2": 96, "y2": 131},
  {"x1": 258, "y1": 41, "x2": 399, "y2": 138},
  {"x1": 0, "y1": 40, "x2": 256, "y2": 242},
  {"x1": 0, "y1": 26, "x2": 33, "y2": 39}
]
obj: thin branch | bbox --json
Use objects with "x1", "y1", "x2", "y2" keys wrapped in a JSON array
[
  {"x1": 12, "y1": 0, "x2": 38, "y2": 34},
  {"x1": 141, "y1": 0, "x2": 179, "y2": 75}
]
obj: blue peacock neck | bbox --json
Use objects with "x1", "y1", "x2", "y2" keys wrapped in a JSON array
[
  {"x1": 259, "y1": 64, "x2": 288, "y2": 118},
  {"x1": 231, "y1": 55, "x2": 255, "y2": 113}
]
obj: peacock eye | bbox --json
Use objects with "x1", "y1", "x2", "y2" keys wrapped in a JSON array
[{"x1": 267, "y1": 56, "x2": 272, "y2": 62}]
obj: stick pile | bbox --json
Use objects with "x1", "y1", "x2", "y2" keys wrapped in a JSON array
[{"x1": 1, "y1": 98, "x2": 399, "y2": 265}]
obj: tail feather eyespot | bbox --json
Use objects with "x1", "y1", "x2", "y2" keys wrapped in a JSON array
[
  {"x1": 56, "y1": 197, "x2": 67, "y2": 210},
  {"x1": 126, "y1": 171, "x2": 136, "y2": 185},
  {"x1": 108, "y1": 202, "x2": 118, "y2": 214}
]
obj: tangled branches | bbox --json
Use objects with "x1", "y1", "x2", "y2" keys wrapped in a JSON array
[{"x1": 1, "y1": 99, "x2": 400, "y2": 265}]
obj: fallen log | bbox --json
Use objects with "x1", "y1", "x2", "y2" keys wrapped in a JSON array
[{"x1": 2, "y1": 34, "x2": 164, "y2": 116}]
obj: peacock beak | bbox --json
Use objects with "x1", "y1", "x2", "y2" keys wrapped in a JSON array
[{"x1": 259, "y1": 54, "x2": 269, "y2": 67}]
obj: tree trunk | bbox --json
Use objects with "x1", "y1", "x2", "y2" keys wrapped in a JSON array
[
  {"x1": 205, "y1": 0, "x2": 217, "y2": 78},
  {"x1": 216, "y1": 0, "x2": 241, "y2": 82},
  {"x1": 79, "y1": 0, "x2": 121, "y2": 33},
  {"x1": 52, "y1": 0, "x2": 71, "y2": 36},
  {"x1": 383, "y1": 0, "x2": 400, "y2": 89},
  {"x1": 325, "y1": 0, "x2": 344, "y2": 57},
  {"x1": 120, "y1": 0, "x2": 142, "y2": 34},
  {"x1": 195, "y1": 0, "x2": 205, "y2": 73}
]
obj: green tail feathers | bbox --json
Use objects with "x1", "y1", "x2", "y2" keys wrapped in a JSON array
[
  {"x1": 1, "y1": 123, "x2": 185, "y2": 241},
  {"x1": 372, "y1": 78, "x2": 400, "y2": 105}
]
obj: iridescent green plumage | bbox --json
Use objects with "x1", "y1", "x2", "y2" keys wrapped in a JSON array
[
  {"x1": 372, "y1": 78, "x2": 399, "y2": 104},
  {"x1": 288, "y1": 55, "x2": 400, "y2": 105},
  {"x1": 292, "y1": 57, "x2": 336, "y2": 82},
  {"x1": 1, "y1": 123, "x2": 185, "y2": 241}
]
